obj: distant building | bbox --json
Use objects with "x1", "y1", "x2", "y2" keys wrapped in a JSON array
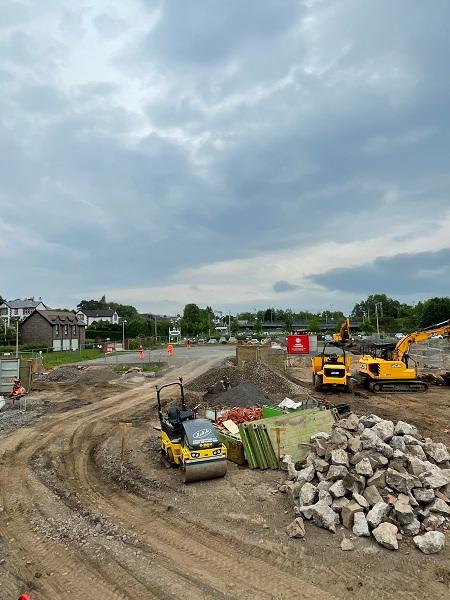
[
  {"x1": 76, "y1": 309, "x2": 119, "y2": 326},
  {"x1": 0, "y1": 297, "x2": 49, "y2": 327},
  {"x1": 21, "y1": 310, "x2": 86, "y2": 351}
]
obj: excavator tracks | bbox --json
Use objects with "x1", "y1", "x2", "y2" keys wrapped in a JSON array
[{"x1": 369, "y1": 380, "x2": 429, "y2": 393}]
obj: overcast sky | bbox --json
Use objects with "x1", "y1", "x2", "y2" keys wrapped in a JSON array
[{"x1": 1, "y1": 0, "x2": 449, "y2": 314}]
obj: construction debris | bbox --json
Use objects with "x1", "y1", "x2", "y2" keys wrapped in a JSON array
[{"x1": 282, "y1": 413, "x2": 450, "y2": 553}]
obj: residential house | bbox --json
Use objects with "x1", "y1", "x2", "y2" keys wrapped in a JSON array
[
  {"x1": 76, "y1": 309, "x2": 120, "y2": 326},
  {"x1": 0, "y1": 297, "x2": 48, "y2": 328},
  {"x1": 21, "y1": 310, "x2": 86, "y2": 351}
]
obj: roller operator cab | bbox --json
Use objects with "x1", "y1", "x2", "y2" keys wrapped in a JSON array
[
  {"x1": 311, "y1": 343, "x2": 353, "y2": 392},
  {"x1": 157, "y1": 379, "x2": 227, "y2": 483}
]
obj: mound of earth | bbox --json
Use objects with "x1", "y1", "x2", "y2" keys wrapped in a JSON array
[
  {"x1": 41, "y1": 366, "x2": 118, "y2": 384},
  {"x1": 208, "y1": 381, "x2": 270, "y2": 408}
]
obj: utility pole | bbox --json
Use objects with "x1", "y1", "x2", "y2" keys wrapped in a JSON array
[
  {"x1": 375, "y1": 302, "x2": 382, "y2": 338},
  {"x1": 154, "y1": 314, "x2": 157, "y2": 342},
  {"x1": 122, "y1": 319, "x2": 127, "y2": 349},
  {"x1": 15, "y1": 319, "x2": 19, "y2": 358}
]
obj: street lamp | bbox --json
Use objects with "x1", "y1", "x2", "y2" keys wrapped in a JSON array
[
  {"x1": 122, "y1": 320, "x2": 127, "y2": 349},
  {"x1": 374, "y1": 302, "x2": 382, "y2": 338},
  {"x1": 15, "y1": 319, "x2": 19, "y2": 358}
]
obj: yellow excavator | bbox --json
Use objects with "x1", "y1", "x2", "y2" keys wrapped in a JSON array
[
  {"x1": 333, "y1": 318, "x2": 352, "y2": 345},
  {"x1": 358, "y1": 319, "x2": 450, "y2": 393},
  {"x1": 157, "y1": 378, "x2": 227, "y2": 483}
]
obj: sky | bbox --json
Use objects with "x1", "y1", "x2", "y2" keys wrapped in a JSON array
[{"x1": 1, "y1": 0, "x2": 450, "y2": 315}]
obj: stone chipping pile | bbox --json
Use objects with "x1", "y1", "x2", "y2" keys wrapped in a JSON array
[{"x1": 281, "y1": 413, "x2": 450, "y2": 554}]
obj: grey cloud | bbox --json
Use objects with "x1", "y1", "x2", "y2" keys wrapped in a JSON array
[
  {"x1": 273, "y1": 281, "x2": 301, "y2": 293},
  {"x1": 310, "y1": 249, "x2": 450, "y2": 296}
]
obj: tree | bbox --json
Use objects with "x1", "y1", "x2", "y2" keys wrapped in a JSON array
[
  {"x1": 308, "y1": 317, "x2": 321, "y2": 334},
  {"x1": 419, "y1": 297, "x2": 450, "y2": 327},
  {"x1": 361, "y1": 319, "x2": 375, "y2": 334},
  {"x1": 352, "y1": 294, "x2": 404, "y2": 319},
  {"x1": 283, "y1": 310, "x2": 294, "y2": 332}
]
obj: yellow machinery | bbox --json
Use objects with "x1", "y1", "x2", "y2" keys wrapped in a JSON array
[
  {"x1": 311, "y1": 343, "x2": 353, "y2": 392},
  {"x1": 157, "y1": 378, "x2": 227, "y2": 483},
  {"x1": 358, "y1": 319, "x2": 450, "y2": 393},
  {"x1": 333, "y1": 318, "x2": 352, "y2": 345}
]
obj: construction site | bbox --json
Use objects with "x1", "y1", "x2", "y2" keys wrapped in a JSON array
[{"x1": 0, "y1": 324, "x2": 449, "y2": 600}]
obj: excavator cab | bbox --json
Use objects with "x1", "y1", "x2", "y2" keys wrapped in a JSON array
[
  {"x1": 311, "y1": 343, "x2": 352, "y2": 392},
  {"x1": 157, "y1": 378, "x2": 227, "y2": 483}
]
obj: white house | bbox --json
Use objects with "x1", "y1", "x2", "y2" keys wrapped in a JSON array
[
  {"x1": 76, "y1": 309, "x2": 120, "y2": 326},
  {"x1": 0, "y1": 297, "x2": 48, "y2": 327}
]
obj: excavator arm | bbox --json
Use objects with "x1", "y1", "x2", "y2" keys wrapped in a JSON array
[{"x1": 393, "y1": 320, "x2": 450, "y2": 362}]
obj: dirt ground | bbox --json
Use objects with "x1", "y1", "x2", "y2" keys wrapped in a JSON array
[{"x1": 0, "y1": 355, "x2": 449, "y2": 599}]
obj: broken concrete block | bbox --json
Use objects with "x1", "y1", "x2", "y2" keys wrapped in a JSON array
[
  {"x1": 317, "y1": 480, "x2": 332, "y2": 492},
  {"x1": 352, "y1": 511, "x2": 370, "y2": 537},
  {"x1": 422, "y1": 514, "x2": 444, "y2": 531},
  {"x1": 296, "y1": 464, "x2": 315, "y2": 483},
  {"x1": 401, "y1": 518, "x2": 420, "y2": 536},
  {"x1": 390, "y1": 436, "x2": 406, "y2": 452},
  {"x1": 313, "y1": 458, "x2": 329, "y2": 473},
  {"x1": 331, "y1": 448, "x2": 349, "y2": 467},
  {"x1": 347, "y1": 436, "x2": 362, "y2": 454},
  {"x1": 360, "y1": 414, "x2": 383, "y2": 428},
  {"x1": 408, "y1": 457, "x2": 428, "y2": 476},
  {"x1": 353, "y1": 492, "x2": 369, "y2": 510},
  {"x1": 367, "y1": 469, "x2": 386, "y2": 489},
  {"x1": 318, "y1": 490, "x2": 333, "y2": 505},
  {"x1": 394, "y1": 421, "x2": 418, "y2": 437},
  {"x1": 413, "y1": 531, "x2": 445, "y2": 554},
  {"x1": 394, "y1": 498, "x2": 415, "y2": 525},
  {"x1": 310, "y1": 432, "x2": 330, "y2": 442},
  {"x1": 286, "y1": 517, "x2": 306, "y2": 538},
  {"x1": 311, "y1": 501, "x2": 338, "y2": 533},
  {"x1": 337, "y1": 413, "x2": 360, "y2": 431},
  {"x1": 329, "y1": 429, "x2": 348, "y2": 449},
  {"x1": 420, "y1": 470, "x2": 450, "y2": 489},
  {"x1": 372, "y1": 523, "x2": 399, "y2": 550},
  {"x1": 341, "y1": 500, "x2": 363, "y2": 529},
  {"x1": 361, "y1": 428, "x2": 380, "y2": 449},
  {"x1": 372, "y1": 420, "x2": 395, "y2": 442},
  {"x1": 332, "y1": 497, "x2": 350, "y2": 512},
  {"x1": 329, "y1": 479, "x2": 346, "y2": 498},
  {"x1": 405, "y1": 445, "x2": 427, "y2": 461},
  {"x1": 356, "y1": 457, "x2": 373, "y2": 477},
  {"x1": 340, "y1": 536, "x2": 355, "y2": 551},
  {"x1": 385, "y1": 468, "x2": 416, "y2": 493},
  {"x1": 375, "y1": 440, "x2": 394, "y2": 459},
  {"x1": 429, "y1": 498, "x2": 450, "y2": 517},
  {"x1": 299, "y1": 482, "x2": 317, "y2": 507},
  {"x1": 412, "y1": 487, "x2": 435, "y2": 504},
  {"x1": 326, "y1": 465, "x2": 349, "y2": 481},
  {"x1": 366, "y1": 501, "x2": 390, "y2": 528},
  {"x1": 403, "y1": 434, "x2": 422, "y2": 446},
  {"x1": 423, "y1": 441, "x2": 450, "y2": 464},
  {"x1": 363, "y1": 485, "x2": 383, "y2": 507}
]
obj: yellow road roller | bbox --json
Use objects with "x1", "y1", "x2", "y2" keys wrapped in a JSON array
[{"x1": 157, "y1": 378, "x2": 227, "y2": 483}]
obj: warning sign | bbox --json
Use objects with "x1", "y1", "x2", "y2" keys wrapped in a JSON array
[{"x1": 287, "y1": 335, "x2": 310, "y2": 354}]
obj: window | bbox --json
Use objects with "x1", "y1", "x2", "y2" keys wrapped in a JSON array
[
  {"x1": 64, "y1": 325, "x2": 68, "y2": 335},
  {"x1": 14, "y1": 308, "x2": 18, "y2": 315},
  {"x1": 55, "y1": 325, "x2": 60, "y2": 336},
  {"x1": 72, "y1": 325, "x2": 77, "y2": 335}
]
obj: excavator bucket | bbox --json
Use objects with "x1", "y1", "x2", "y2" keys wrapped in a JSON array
[{"x1": 182, "y1": 458, "x2": 227, "y2": 483}]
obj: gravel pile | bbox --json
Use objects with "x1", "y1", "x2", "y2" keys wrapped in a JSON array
[
  {"x1": 39, "y1": 366, "x2": 118, "y2": 384},
  {"x1": 186, "y1": 360, "x2": 304, "y2": 403},
  {"x1": 281, "y1": 413, "x2": 450, "y2": 554},
  {"x1": 209, "y1": 382, "x2": 269, "y2": 408}
]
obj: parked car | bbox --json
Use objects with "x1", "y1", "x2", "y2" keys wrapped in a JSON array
[{"x1": 394, "y1": 333, "x2": 405, "y2": 339}]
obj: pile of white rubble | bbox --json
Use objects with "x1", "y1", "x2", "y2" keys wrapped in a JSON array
[{"x1": 281, "y1": 413, "x2": 449, "y2": 553}]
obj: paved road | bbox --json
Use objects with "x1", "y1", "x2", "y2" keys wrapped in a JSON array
[{"x1": 76, "y1": 345, "x2": 235, "y2": 369}]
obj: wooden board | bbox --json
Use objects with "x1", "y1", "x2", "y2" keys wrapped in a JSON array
[
  {"x1": 260, "y1": 408, "x2": 334, "y2": 463},
  {"x1": 222, "y1": 419, "x2": 240, "y2": 435}
]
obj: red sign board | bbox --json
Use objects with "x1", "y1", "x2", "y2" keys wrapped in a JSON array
[{"x1": 287, "y1": 335, "x2": 310, "y2": 354}]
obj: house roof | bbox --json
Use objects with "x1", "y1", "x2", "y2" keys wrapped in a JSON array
[
  {"x1": 2, "y1": 298, "x2": 48, "y2": 309},
  {"x1": 78, "y1": 309, "x2": 117, "y2": 317},
  {"x1": 23, "y1": 310, "x2": 85, "y2": 326}
]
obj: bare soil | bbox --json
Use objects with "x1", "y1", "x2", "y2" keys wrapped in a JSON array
[{"x1": 0, "y1": 354, "x2": 449, "y2": 599}]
